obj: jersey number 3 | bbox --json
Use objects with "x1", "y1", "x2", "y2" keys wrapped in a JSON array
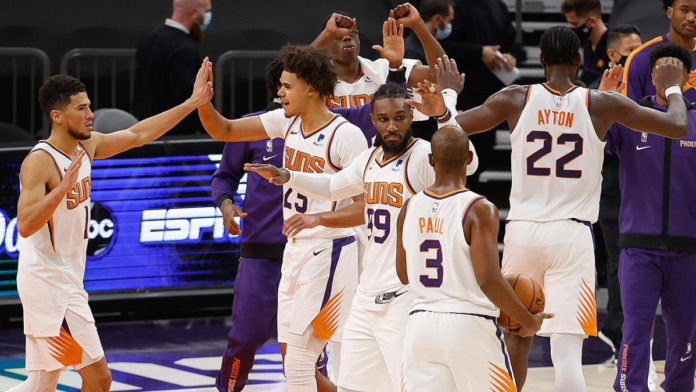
[
  {"x1": 419, "y1": 239, "x2": 443, "y2": 288},
  {"x1": 526, "y1": 131, "x2": 583, "y2": 178}
]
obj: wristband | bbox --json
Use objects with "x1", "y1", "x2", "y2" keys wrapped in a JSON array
[
  {"x1": 665, "y1": 85, "x2": 683, "y2": 98},
  {"x1": 389, "y1": 63, "x2": 406, "y2": 72},
  {"x1": 435, "y1": 108, "x2": 451, "y2": 122}
]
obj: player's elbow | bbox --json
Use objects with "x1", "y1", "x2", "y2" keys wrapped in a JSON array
[
  {"x1": 16, "y1": 218, "x2": 35, "y2": 238},
  {"x1": 674, "y1": 120, "x2": 689, "y2": 139}
]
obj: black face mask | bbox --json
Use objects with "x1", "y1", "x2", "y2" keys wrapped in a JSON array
[{"x1": 572, "y1": 24, "x2": 591, "y2": 42}]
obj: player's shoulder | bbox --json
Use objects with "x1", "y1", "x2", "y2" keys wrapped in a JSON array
[
  {"x1": 465, "y1": 194, "x2": 498, "y2": 223},
  {"x1": 634, "y1": 36, "x2": 666, "y2": 57},
  {"x1": 21, "y1": 145, "x2": 57, "y2": 179},
  {"x1": 495, "y1": 84, "x2": 529, "y2": 100},
  {"x1": 410, "y1": 138, "x2": 431, "y2": 155},
  {"x1": 626, "y1": 36, "x2": 666, "y2": 69},
  {"x1": 333, "y1": 116, "x2": 365, "y2": 136}
]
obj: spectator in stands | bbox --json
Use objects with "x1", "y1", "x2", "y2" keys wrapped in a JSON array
[
  {"x1": 562, "y1": 0, "x2": 610, "y2": 87},
  {"x1": 606, "y1": 25, "x2": 642, "y2": 68},
  {"x1": 404, "y1": 0, "x2": 455, "y2": 65},
  {"x1": 440, "y1": 0, "x2": 524, "y2": 186},
  {"x1": 134, "y1": 0, "x2": 211, "y2": 135},
  {"x1": 595, "y1": 24, "x2": 643, "y2": 363}
]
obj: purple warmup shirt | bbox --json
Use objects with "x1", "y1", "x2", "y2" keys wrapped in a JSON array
[
  {"x1": 605, "y1": 96, "x2": 696, "y2": 252},
  {"x1": 624, "y1": 35, "x2": 696, "y2": 103}
]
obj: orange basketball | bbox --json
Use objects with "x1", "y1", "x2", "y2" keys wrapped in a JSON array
[{"x1": 497, "y1": 274, "x2": 545, "y2": 331}]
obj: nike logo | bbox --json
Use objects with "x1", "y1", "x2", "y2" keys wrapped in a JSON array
[
  {"x1": 313, "y1": 248, "x2": 328, "y2": 256},
  {"x1": 635, "y1": 145, "x2": 652, "y2": 151},
  {"x1": 393, "y1": 290, "x2": 408, "y2": 298},
  {"x1": 680, "y1": 355, "x2": 692, "y2": 362},
  {"x1": 262, "y1": 155, "x2": 277, "y2": 161}
]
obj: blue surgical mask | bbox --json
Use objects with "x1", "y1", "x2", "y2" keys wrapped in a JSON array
[
  {"x1": 436, "y1": 23, "x2": 452, "y2": 40},
  {"x1": 200, "y1": 11, "x2": 212, "y2": 31}
]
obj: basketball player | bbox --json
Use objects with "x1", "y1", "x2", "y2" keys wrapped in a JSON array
[
  {"x1": 11, "y1": 60, "x2": 212, "y2": 392},
  {"x1": 214, "y1": 22, "x2": 410, "y2": 388},
  {"x1": 198, "y1": 45, "x2": 368, "y2": 392},
  {"x1": 410, "y1": 26, "x2": 688, "y2": 392},
  {"x1": 395, "y1": 126, "x2": 551, "y2": 392},
  {"x1": 244, "y1": 57, "x2": 477, "y2": 391},
  {"x1": 603, "y1": 43, "x2": 696, "y2": 392},
  {"x1": 314, "y1": 3, "x2": 444, "y2": 109}
]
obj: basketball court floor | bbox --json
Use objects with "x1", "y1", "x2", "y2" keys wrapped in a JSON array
[{"x1": 0, "y1": 308, "x2": 676, "y2": 392}]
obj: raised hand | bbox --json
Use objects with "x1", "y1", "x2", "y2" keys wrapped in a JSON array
[
  {"x1": 372, "y1": 18, "x2": 404, "y2": 68},
  {"x1": 653, "y1": 57, "x2": 686, "y2": 96},
  {"x1": 219, "y1": 199, "x2": 247, "y2": 235},
  {"x1": 434, "y1": 55, "x2": 465, "y2": 94},
  {"x1": 405, "y1": 79, "x2": 447, "y2": 117},
  {"x1": 390, "y1": 3, "x2": 421, "y2": 29},
  {"x1": 325, "y1": 13, "x2": 357, "y2": 38},
  {"x1": 283, "y1": 213, "x2": 321, "y2": 237},
  {"x1": 244, "y1": 163, "x2": 290, "y2": 185},
  {"x1": 59, "y1": 150, "x2": 86, "y2": 194},
  {"x1": 189, "y1": 57, "x2": 214, "y2": 107},
  {"x1": 598, "y1": 64, "x2": 625, "y2": 92}
]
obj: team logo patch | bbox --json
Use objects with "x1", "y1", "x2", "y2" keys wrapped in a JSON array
[
  {"x1": 641, "y1": 132, "x2": 648, "y2": 143},
  {"x1": 266, "y1": 140, "x2": 273, "y2": 152}
]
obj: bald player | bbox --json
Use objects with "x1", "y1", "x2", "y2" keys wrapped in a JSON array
[
  {"x1": 244, "y1": 63, "x2": 477, "y2": 390},
  {"x1": 395, "y1": 126, "x2": 550, "y2": 392},
  {"x1": 411, "y1": 26, "x2": 688, "y2": 391}
]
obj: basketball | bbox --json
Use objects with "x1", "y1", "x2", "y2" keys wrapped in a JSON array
[{"x1": 497, "y1": 274, "x2": 545, "y2": 331}]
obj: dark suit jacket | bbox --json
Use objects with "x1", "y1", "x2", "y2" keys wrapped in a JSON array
[{"x1": 134, "y1": 24, "x2": 202, "y2": 135}]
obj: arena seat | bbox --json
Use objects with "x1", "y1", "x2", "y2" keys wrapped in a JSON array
[{"x1": 93, "y1": 108, "x2": 138, "y2": 134}]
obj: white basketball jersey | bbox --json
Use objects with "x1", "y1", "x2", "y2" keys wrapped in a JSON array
[
  {"x1": 260, "y1": 109, "x2": 368, "y2": 239},
  {"x1": 508, "y1": 84, "x2": 605, "y2": 223},
  {"x1": 403, "y1": 189, "x2": 498, "y2": 317},
  {"x1": 360, "y1": 139, "x2": 434, "y2": 294},
  {"x1": 328, "y1": 57, "x2": 419, "y2": 108},
  {"x1": 17, "y1": 141, "x2": 92, "y2": 336}
]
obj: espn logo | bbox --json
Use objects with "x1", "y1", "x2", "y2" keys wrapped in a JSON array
[{"x1": 140, "y1": 207, "x2": 238, "y2": 243}]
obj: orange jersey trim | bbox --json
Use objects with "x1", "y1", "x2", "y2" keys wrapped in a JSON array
[
  {"x1": 301, "y1": 115, "x2": 340, "y2": 138},
  {"x1": 362, "y1": 147, "x2": 381, "y2": 181},
  {"x1": 375, "y1": 138, "x2": 418, "y2": 167},
  {"x1": 621, "y1": 36, "x2": 665, "y2": 95},
  {"x1": 39, "y1": 140, "x2": 73, "y2": 160},
  {"x1": 423, "y1": 188, "x2": 469, "y2": 199},
  {"x1": 541, "y1": 83, "x2": 578, "y2": 96}
]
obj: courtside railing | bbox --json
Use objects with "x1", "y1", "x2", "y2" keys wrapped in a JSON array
[
  {"x1": 214, "y1": 50, "x2": 278, "y2": 119},
  {"x1": 0, "y1": 47, "x2": 50, "y2": 136},
  {"x1": 60, "y1": 48, "x2": 136, "y2": 113}
]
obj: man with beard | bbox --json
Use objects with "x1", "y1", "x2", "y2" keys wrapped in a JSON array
[
  {"x1": 243, "y1": 59, "x2": 477, "y2": 391},
  {"x1": 562, "y1": 0, "x2": 610, "y2": 87},
  {"x1": 10, "y1": 61, "x2": 211, "y2": 392},
  {"x1": 134, "y1": 0, "x2": 212, "y2": 135}
]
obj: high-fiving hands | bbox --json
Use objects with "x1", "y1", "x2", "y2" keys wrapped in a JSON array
[
  {"x1": 373, "y1": 18, "x2": 404, "y2": 68},
  {"x1": 189, "y1": 57, "x2": 214, "y2": 107}
]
